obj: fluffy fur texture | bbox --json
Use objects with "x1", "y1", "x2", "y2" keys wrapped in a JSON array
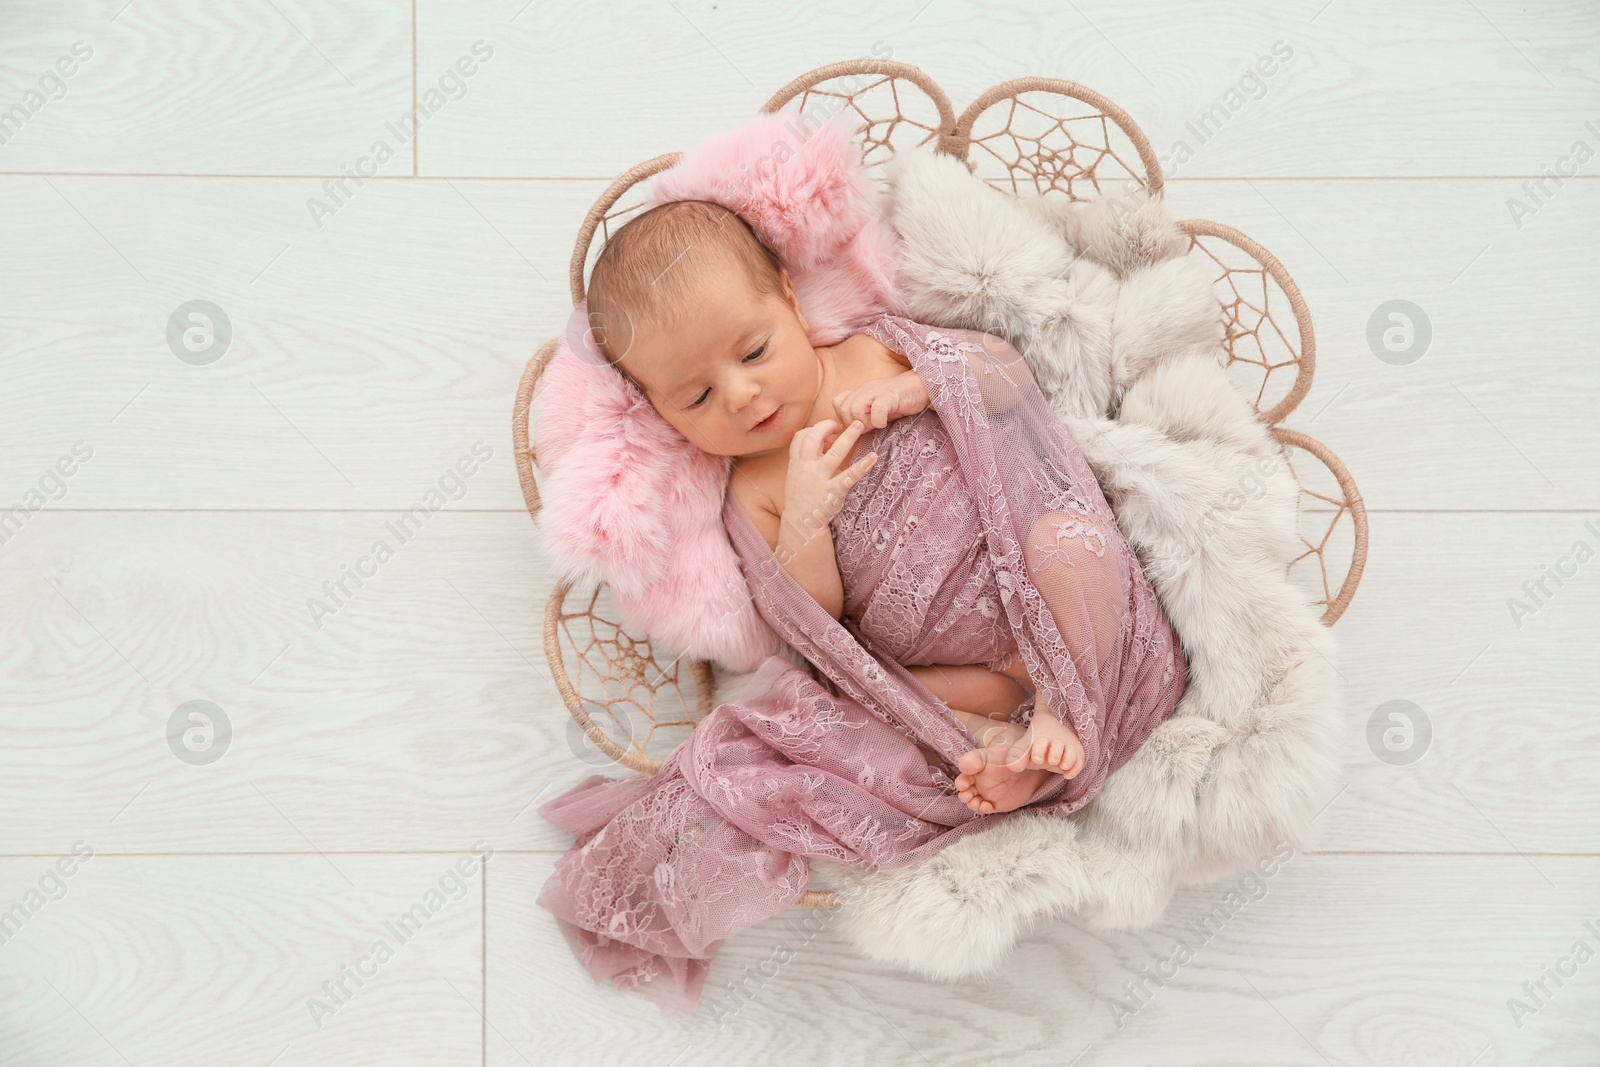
[
  {"x1": 530, "y1": 110, "x2": 903, "y2": 672},
  {"x1": 535, "y1": 119, "x2": 1341, "y2": 982},
  {"x1": 645, "y1": 110, "x2": 905, "y2": 345},
  {"x1": 714, "y1": 145, "x2": 1341, "y2": 982}
]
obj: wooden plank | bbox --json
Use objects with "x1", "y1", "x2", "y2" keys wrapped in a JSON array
[
  {"x1": 1311, "y1": 510, "x2": 1600, "y2": 853},
  {"x1": 485, "y1": 852, "x2": 1600, "y2": 1066},
  {"x1": 5, "y1": 3, "x2": 1591, "y2": 180},
  {"x1": 1, "y1": 511, "x2": 1596, "y2": 856},
  {"x1": 0, "y1": 0, "x2": 413, "y2": 175},
  {"x1": 0, "y1": 176, "x2": 1594, "y2": 510},
  {"x1": 1162, "y1": 177, "x2": 1600, "y2": 514},
  {"x1": 0, "y1": 853, "x2": 483, "y2": 1066},
  {"x1": 0, "y1": 174, "x2": 578, "y2": 511},
  {"x1": 0, "y1": 510, "x2": 561, "y2": 855},
  {"x1": 418, "y1": 0, "x2": 1600, "y2": 179},
  {"x1": 3, "y1": 4, "x2": 1597, "y2": 1064}
]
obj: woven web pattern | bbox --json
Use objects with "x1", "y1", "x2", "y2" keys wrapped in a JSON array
[
  {"x1": 787, "y1": 74, "x2": 945, "y2": 170},
  {"x1": 1269, "y1": 436, "x2": 1357, "y2": 621},
  {"x1": 554, "y1": 584, "x2": 701, "y2": 768},
  {"x1": 793, "y1": 75, "x2": 940, "y2": 163},
  {"x1": 968, "y1": 95, "x2": 1148, "y2": 200},
  {"x1": 1188, "y1": 232, "x2": 1303, "y2": 419}
]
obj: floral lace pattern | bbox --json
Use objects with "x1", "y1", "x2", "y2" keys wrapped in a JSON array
[{"x1": 537, "y1": 313, "x2": 1189, "y2": 1014}]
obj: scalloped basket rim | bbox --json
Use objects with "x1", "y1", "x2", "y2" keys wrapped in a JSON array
[{"x1": 514, "y1": 59, "x2": 1368, "y2": 910}]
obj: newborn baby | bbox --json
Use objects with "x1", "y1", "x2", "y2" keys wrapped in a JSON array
[{"x1": 584, "y1": 199, "x2": 1118, "y2": 814}]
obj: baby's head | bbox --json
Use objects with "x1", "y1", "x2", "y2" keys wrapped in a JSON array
[{"x1": 586, "y1": 199, "x2": 820, "y2": 458}]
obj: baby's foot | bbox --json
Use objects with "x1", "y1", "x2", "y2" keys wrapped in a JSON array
[
  {"x1": 953, "y1": 720, "x2": 1058, "y2": 815},
  {"x1": 1004, "y1": 705, "x2": 1085, "y2": 778}
]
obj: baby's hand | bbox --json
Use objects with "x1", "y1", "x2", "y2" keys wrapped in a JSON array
[
  {"x1": 833, "y1": 371, "x2": 930, "y2": 430},
  {"x1": 782, "y1": 420, "x2": 877, "y2": 539}
]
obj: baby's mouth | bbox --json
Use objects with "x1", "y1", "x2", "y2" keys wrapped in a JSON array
[{"x1": 752, "y1": 407, "x2": 782, "y2": 432}]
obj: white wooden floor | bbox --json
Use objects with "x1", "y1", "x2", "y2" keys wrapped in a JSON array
[{"x1": 2, "y1": 2, "x2": 1597, "y2": 1064}]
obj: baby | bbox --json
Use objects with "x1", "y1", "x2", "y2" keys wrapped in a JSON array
[{"x1": 583, "y1": 198, "x2": 1097, "y2": 815}]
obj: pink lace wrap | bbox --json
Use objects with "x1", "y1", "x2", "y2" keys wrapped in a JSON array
[{"x1": 537, "y1": 314, "x2": 1189, "y2": 1013}]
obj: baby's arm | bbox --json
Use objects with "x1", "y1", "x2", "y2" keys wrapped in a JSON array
[
  {"x1": 833, "y1": 369, "x2": 929, "y2": 430},
  {"x1": 736, "y1": 419, "x2": 878, "y2": 620},
  {"x1": 776, "y1": 501, "x2": 848, "y2": 621},
  {"x1": 836, "y1": 334, "x2": 1034, "y2": 425},
  {"x1": 734, "y1": 477, "x2": 848, "y2": 619}
]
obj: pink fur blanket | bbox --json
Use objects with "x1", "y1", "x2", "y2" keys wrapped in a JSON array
[{"x1": 531, "y1": 110, "x2": 906, "y2": 671}]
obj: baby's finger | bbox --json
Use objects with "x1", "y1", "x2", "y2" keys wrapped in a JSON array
[
  {"x1": 824, "y1": 419, "x2": 866, "y2": 462},
  {"x1": 797, "y1": 419, "x2": 837, "y2": 456},
  {"x1": 870, "y1": 395, "x2": 891, "y2": 428},
  {"x1": 819, "y1": 419, "x2": 857, "y2": 457},
  {"x1": 834, "y1": 392, "x2": 862, "y2": 427}
]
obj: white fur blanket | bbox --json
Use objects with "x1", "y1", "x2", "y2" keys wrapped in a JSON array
[{"x1": 713, "y1": 145, "x2": 1342, "y2": 982}]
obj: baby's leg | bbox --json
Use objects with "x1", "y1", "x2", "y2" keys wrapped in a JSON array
[
  {"x1": 1023, "y1": 509, "x2": 1124, "y2": 678},
  {"x1": 914, "y1": 704, "x2": 1058, "y2": 815},
  {"x1": 906, "y1": 663, "x2": 1031, "y2": 722},
  {"x1": 908, "y1": 663, "x2": 1063, "y2": 814},
  {"x1": 906, "y1": 663, "x2": 1027, "y2": 776},
  {"x1": 1000, "y1": 509, "x2": 1127, "y2": 776},
  {"x1": 910, "y1": 511, "x2": 1125, "y2": 809}
]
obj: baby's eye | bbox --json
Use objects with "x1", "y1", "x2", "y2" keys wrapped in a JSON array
[{"x1": 687, "y1": 345, "x2": 763, "y2": 408}]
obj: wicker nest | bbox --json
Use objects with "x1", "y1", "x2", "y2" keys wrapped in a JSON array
[{"x1": 512, "y1": 60, "x2": 1368, "y2": 911}]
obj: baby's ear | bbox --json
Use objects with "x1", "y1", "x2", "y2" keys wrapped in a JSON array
[{"x1": 782, "y1": 271, "x2": 809, "y2": 332}]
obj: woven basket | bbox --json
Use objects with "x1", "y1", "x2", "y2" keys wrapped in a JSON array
[{"x1": 512, "y1": 60, "x2": 1369, "y2": 911}]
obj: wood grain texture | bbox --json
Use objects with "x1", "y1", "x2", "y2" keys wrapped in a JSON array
[
  {"x1": 0, "y1": 177, "x2": 1596, "y2": 510},
  {"x1": 487, "y1": 852, "x2": 1600, "y2": 1067},
  {"x1": 2, "y1": 1, "x2": 1597, "y2": 1062},
  {"x1": 1, "y1": 511, "x2": 1595, "y2": 857},
  {"x1": 0, "y1": 854, "x2": 483, "y2": 1067},
  {"x1": 0, "y1": 1, "x2": 413, "y2": 175},
  {"x1": 418, "y1": 0, "x2": 1600, "y2": 179}
]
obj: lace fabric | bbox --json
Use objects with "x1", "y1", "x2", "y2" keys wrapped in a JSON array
[{"x1": 537, "y1": 313, "x2": 1189, "y2": 1013}]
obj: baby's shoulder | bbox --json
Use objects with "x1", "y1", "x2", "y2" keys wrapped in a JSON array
[{"x1": 835, "y1": 331, "x2": 911, "y2": 377}]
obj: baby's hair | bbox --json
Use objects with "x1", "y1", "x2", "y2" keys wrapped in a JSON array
[{"x1": 585, "y1": 199, "x2": 787, "y2": 381}]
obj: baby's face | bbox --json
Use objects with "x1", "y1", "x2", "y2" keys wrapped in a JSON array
[{"x1": 621, "y1": 262, "x2": 819, "y2": 458}]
